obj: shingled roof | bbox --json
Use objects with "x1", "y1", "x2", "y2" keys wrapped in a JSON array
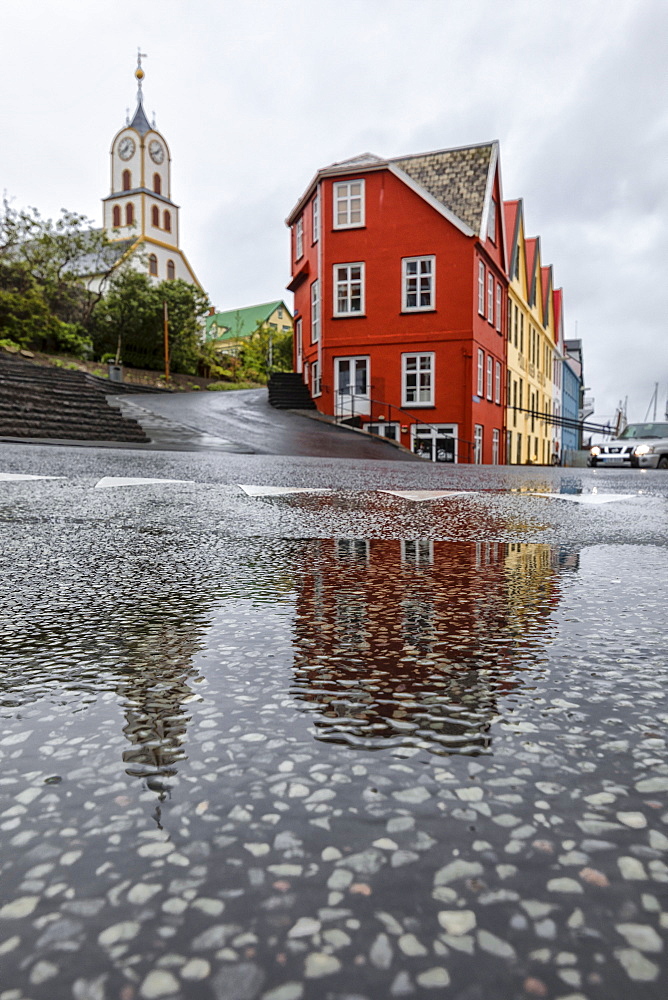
[{"x1": 390, "y1": 143, "x2": 495, "y2": 235}]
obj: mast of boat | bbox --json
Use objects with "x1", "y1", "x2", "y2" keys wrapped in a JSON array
[{"x1": 644, "y1": 383, "x2": 659, "y2": 422}]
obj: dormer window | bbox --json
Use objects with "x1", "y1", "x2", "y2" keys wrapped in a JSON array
[
  {"x1": 153, "y1": 173, "x2": 162, "y2": 195},
  {"x1": 122, "y1": 169, "x2": 131, "y2": 192}
]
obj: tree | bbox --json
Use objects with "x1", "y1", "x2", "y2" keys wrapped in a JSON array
[
  {"x1": 1, "y1": 198, "x2": 122, "y2": 330},
  {"x1": 237, "y1": 323, "x2": 293, "y2": 383},
  {"x1": 90, "y1": 270, "x2": 211, "y2": 374}
]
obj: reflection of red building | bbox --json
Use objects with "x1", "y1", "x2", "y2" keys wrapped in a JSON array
[
  {"x1": 291, "y1": 539, "x2": 564, "y2": 755},
  {"x1": 287, "y1": 143, "x2": 508, "y2": 464}
]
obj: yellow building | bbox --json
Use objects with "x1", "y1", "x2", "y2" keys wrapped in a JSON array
[{"x1": 504, "y1": 200, "x2": 558, "y2": 465}]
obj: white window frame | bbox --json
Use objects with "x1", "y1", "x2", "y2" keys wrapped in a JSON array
[
  {"x1": 486, "y1": 356, "x2": 493, "y2": 400},
  {"x1": 402, "y1": 352, "x2": 435, "y2": 407},
  {"x1": 295, "y1": 317, "x2": 303, "y2": 373},
  {"x1": 311, "y1": 359, "x2": 321, "y2": 397},
  {"x1": 402, "y1": 255, "x2": 435, "y2": 312},
  {"x1": 295, "y1": 216, "x2": 303, "y2": 260},
  {"x1": 312, "y1": 194, "x2": 320, "y2": 243},
  {"x1": 495, "y1": 360, "x2": 501, "y2": 404},
  {"x1": 310, "y1": 280, "x2": 320, "y2": 342},
  {"x1": 496, "y1": 284, "x2": 502, "y2": 332},
  {"x1": 333, "y1": 179, "x2": 365, "y2": 229},
  {"x1": 478, "y1": 261, "x2": 485, "y2": 315},
  {"x1": 333, "y1": 262, "x2": 364, "y2": 316},
  {"x1": 474, "y1": 425, "x2": 484, "y2": 465},
  {"x1": 477, "y1": 349, "x2": 484, "y2": 397},
  {"x1": 492, "y1": 428, "x2": 500, "y2": 465},
  {"x1": 487, "y1": 273, "x2": 494, "y2": 323}
]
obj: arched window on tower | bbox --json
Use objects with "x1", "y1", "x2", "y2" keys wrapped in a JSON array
[
  {"x1": 112, "y1": 205, "x2": 121, "y2": 227},
  {"x1": 122, "y1": 169, "x2": 131, "y2": 191},
  {"x1": 153, "y1": 173, "x2": 161, "y2": 195},
  {"x1": 125, "y1": 203, "x2": 134, "y2": 226},
  {"x1": 149, "y1": 254, "x2": 158, "y2": 277},
  {"x1": 152, "y1": 205, "x2": 160, "y2": 227},
  {"x1": 167, "y1": 259, "x2": 175, "y2": 281},
  {"x1": 163, "y1": 210, "x2": 171, "y2": 233}
]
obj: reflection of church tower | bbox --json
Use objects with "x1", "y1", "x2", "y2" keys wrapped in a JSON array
[{"x1": 102, "y1": 53, "x2": 201, "y2": 287}]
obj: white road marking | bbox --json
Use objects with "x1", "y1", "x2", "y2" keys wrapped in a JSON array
[
  {"x1": 0, "y1": 473, "x2": 65, "y2": 481},
  {"x1": 529, "y1": 492, "x2": 637, "y2": 504},
  {"x1": 94, "y1": 477, "x2": 195, "y2": 489},
  {"x1": 237, "y1": 484, "x2": 332, "y2": 497},
  {"x1": 378, "y1": 489, "x2": 473, "y2": 502}
]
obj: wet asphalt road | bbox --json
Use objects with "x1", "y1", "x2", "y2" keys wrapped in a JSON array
[
  {"x1": 1, "y1": 432, "x2": 667, "y2": 1000},
  {"x1": 112, "y1": 388, "x2": 419, "y2": 460}
]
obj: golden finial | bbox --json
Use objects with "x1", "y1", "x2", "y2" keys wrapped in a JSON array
[{"x1": 135, "y1": 49, "x2": 147, "y2": 84}]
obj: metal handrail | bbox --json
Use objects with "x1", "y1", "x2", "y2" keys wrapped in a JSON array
[{"x1": 334, "y1": 390, "x2": 474, "y2": 461}]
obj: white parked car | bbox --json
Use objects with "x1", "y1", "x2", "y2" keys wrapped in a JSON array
[{"x1": 589, "y1": 422, "x2": 668, "y2": 469}]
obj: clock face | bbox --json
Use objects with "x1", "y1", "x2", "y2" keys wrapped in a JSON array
[
  {"x1": 118, "y1": 137, "x2": 135, "y2": 161},
  {"x1": 149, "y1": 140, "x2": 164, "y2": 164}
]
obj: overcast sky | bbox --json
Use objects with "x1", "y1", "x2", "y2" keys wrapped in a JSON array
[{"x1": 2, "y1": 0, "x2": 666, "y2": 422}]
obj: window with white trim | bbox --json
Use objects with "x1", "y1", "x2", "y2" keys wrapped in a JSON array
[
  {"x1": 496, "y1": 284, "x2": 502, "y2": 332},
  {"x1": 311, "y1": 359, "x2": 321, "y2": 397},
  {"x1": 478, "y1": 262, "x2": 485, "y2": 314},
  {"x1": 492, "y1": 428, "x2": 500, "y2": 465},
  {"x1": 477, "y1": 349, "x2": 484, "y2": 396},
  {"x1": 310, "y1": 280, "x2": 320, "y2": 342},
  {"x1": 402, "y1": 256, "x2": 435, "y2": 311},
  {"x1": 312, "y1": 195, "x2": 320, "y2": 243},
  {"x1": 334, "y1": 263, "x2": 364, "y2": 315},
  {"x1": 486, "y1": 356, "x2": 493, "y2": 400},
  {"x1": 474, "y1": 425, "x2": 483, "y2": 465},
  {"x1": 487, "y1": 273, "x2": 494, "y2": 322},
  {"x1": 402, "y1": 352, "x2": 434, "y2": 406},
  {"x1": 495, "y1": 361, "x2": 501, "y2": 404},
  {"x1": 334, "y1": 179, "x2": 364, "y2": 228},
  {"x1": 295, "y1": 216, "x2": 303, "y2": 260}
]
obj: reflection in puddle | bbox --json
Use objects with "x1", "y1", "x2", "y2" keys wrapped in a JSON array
[{"x1": 291, "y1": 539, "x2": 578, "y2": 755}]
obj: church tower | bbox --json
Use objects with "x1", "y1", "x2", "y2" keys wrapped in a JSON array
[{"x1": 103, "y1": 55, "x2": 201, "y2": 287}]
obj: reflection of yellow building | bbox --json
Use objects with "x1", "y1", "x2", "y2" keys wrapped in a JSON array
[
  {"x1": 504, "y1": 201, "x2": 558, "y2": 465},
  {"x1": 504, "y1": 542, "x2": 557, "y2": 637}
]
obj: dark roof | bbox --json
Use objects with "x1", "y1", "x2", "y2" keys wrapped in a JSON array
[
  {"x1": 287, "y1": 141, "x2": 499, "y2": 235},
  {"x1": 390, "y1": 143, "x2": 495, "y2": 234},
  {"x1": 129, "y1": 98, "x2": 152, "y2": 136}
]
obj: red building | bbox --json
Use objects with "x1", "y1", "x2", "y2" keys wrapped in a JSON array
[{"x1": 286, "y1": 142, "x2": 508, "y2": 463}]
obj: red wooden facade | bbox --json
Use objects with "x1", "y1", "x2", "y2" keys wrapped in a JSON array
[{"x1": 287, "y1": 143, "x2": 508, "y2": 464}]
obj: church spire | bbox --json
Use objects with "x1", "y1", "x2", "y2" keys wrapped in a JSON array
[{"x1": 129, "y1": 49, "x2": 152, "y2": 136}]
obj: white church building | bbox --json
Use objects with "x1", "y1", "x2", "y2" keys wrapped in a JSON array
[{"x1": 102, "y1": 57, "x2": 201, "y2": 288}]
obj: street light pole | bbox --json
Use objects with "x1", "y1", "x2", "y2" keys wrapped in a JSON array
[{"x1": 163, "y1": 301, "x2": 170, "y2": 381}]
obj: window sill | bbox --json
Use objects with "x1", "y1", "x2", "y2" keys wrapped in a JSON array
[
  {"x1": 402, "y1": 402, "x2": 436, "y2": 409},
  {"x1": 332, "y1": 313, "x2": 366, "y2": 320},
  {"x1": 401, "y1": 308, "x2": 437, "y2": 315},
  {"x1": 332, "y1": 224, "x2": 366, "y2": 231}
]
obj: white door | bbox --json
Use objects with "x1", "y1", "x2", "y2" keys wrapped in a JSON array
[{"x1": 335, "y1": 356, "x2": 370, "y2": 418}]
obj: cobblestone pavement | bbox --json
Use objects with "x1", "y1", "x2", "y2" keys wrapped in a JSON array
[{"x1": 1, "y1": 443, "x2": 667, "y2": 1000}]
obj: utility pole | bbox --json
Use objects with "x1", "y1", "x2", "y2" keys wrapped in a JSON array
[{"x1": 163, "y1": 300, "x2": 170, "y2": 381}]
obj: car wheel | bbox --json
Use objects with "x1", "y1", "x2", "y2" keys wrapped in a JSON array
[
  {"x1": 657, "y1": 456, "x2": 668, "y2": 470},
  {"x1": 589, "y1": 458, "x2": 597, "y2": 468}
]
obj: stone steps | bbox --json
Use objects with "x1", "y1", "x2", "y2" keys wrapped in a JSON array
[
  {"x1": 268, "y1": 372, "x2": 316, "y2": 410},
  {"x1": 0, "y1": 353, "x2": 157, "y2": 443}
]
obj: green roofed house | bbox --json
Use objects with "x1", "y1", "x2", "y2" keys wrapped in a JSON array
[{"x1": 205, "y1": 300, "x2": 293, "y2": 350}]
